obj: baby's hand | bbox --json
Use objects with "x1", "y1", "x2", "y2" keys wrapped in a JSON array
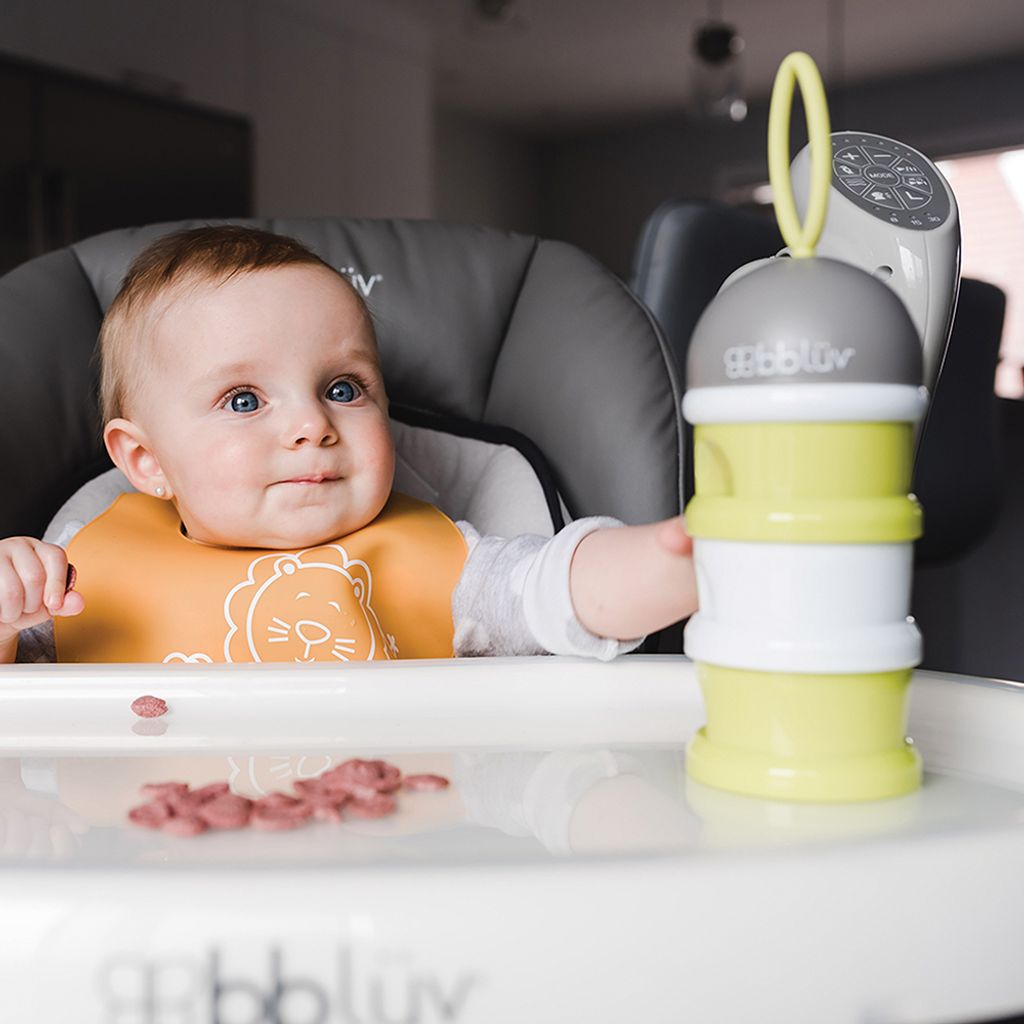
[
  {"x1": 654, "y1": 515, "x2": 693, "y2": 557},
  {"x1": 0, "y1": 537, "x2": 84, "y2": 643},
  {"x1": 569, "y1": 514, "x2": 697, "y2": 641}
]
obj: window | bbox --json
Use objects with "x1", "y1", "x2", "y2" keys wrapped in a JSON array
[{"x1": 937, "y1": 150, "x2": 1024, "y2": 398}]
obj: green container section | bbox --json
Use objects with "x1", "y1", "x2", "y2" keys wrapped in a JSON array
[
  {"x1": 686, "y1": 661, "x2": 921, "y2": 802},
  {"x1": 685, "y1": 421, "x2": 922, "y2": 543}
]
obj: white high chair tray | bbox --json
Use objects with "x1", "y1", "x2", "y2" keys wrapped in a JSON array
[
  {"x1": 0, "y1": 655, "x2": 693, "y2": 753},
  {"x1": 0, "y1": 656, "x2": 1022, "y2": 1024}
]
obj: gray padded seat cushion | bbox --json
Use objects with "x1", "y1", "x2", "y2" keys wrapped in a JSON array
[
  {"x1": 0, "y1": 217, "x2": 682, "y2": 539},
  {"x1": 0, "y1": 248, "x2": 107, "y2": 539}
]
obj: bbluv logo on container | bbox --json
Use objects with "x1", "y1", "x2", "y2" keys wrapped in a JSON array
[
  {"x1": 723, "y1": 339, "x2": 856, "y2": 379},
  {"x1": 95, "y1": 946, "x2": 482, "y2": 1024}
]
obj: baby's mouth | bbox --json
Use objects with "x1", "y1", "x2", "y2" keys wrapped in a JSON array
[{"x1": 279, "y1": 474, "x2": 341, "y2": 485}]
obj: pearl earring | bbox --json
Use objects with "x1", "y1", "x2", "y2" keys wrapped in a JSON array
[{"x1": 155, "y1": 486, "x2": 165, "y2": 497}]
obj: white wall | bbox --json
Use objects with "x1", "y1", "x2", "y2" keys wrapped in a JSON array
[{"x1": 0, "y1": 0, "x2": 434, "y2": 219}]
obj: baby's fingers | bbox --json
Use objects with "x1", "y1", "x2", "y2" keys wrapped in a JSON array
[
  {"x1": 0, "y1": 556, "x2": 27, "y2": 625},
  {"x1": 0, "y1": 541, "x2": 53, "y2": 624},
  {"x1": 33, "y1": 544, "x2": 74, "y2": 614},
  {"x1": 9, "y1": 543, "x2": 52, "y2": 619},
  {"x1": 53, "y1": 589, "x2": 85, "y2": 618}
]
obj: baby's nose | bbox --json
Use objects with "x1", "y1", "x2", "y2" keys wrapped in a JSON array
[
  {"x1": 292, "y1": 428, "x2": 335, "y2": 446},
  {"x1": 285, "y1": 405, "x2": 338, "y2": 447}
]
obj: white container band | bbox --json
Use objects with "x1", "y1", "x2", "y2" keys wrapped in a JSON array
[
  {"x1": 682, "y1": 383, "x2": 929, "y2": 424},
  {"x1": 684, "y1": 538, "x2": 921, "y2": 673},
  {"x1": 684, "y1": 616, "x2": 922, "y2": 674}
]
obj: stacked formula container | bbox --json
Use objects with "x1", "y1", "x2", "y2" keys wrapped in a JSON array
[{"x1": 682, "y1": 255, "x2": 928, "y2": 802}]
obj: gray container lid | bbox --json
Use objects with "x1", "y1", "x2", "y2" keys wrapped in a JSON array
[{"x1": 687, "y1": 257, "x2": 922, "y2": 388}]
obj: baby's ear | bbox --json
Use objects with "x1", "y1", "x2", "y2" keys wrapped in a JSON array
[{"x1": 104, "y1": 418, "x2": 171, "y2": 499}]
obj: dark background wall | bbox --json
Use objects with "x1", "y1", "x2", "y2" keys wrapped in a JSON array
[{"x1": 533, "y1": 55, "x2": 1024, "y2": 277}]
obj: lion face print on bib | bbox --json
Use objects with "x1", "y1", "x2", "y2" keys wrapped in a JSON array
[
  {"x1": 55, "y1": 492, "x2": 467, "y2": 664},
  {"x1": 222, "y1": 546, "x2": 398, "y2": 664}
]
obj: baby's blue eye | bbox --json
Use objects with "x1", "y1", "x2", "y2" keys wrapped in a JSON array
[
  {"x1": 229, "y1": 391, "x2": 260, "y2": 413},
  {"x1": 327, "y1": 379, "x2": 360, "y2": 404}
]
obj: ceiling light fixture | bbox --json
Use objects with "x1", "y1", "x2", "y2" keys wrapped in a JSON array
[
  {"x1": 692, "y1": 3, "x2": 747, "y2": 122},
  {"x1": 476, "y1": 0, "x2": 515, "y2": 22},
  {"x1": 467, "y1": 0, "x2": 528, "y2": 31}
]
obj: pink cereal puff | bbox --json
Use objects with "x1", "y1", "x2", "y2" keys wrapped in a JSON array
[
  {"x1": 300, "y1": 792, "x2": 350, "y2": 819},
  {"x1": 375, "y1": 765, "x2": 403, "y2": 793},
  {"x1": 403, "y1": 774, "x2": 450, "y2": 792},
  {"x1": 251, "y1": 805, "x2": 312, "y2": 831},
  {"x1": 326, "y1": 759, "x2": 403, "y2": 794},
  {"x1": 256, "y1": 793, "x2": 314, "y2": 818},
  {"x1": 320, "y1": 762, "x2": 358, "y2": 781},
  {"x1": 302, "y1": 789, "x2": 350, "y2": 808},
  {"x1": 127, "y1": 802, "x2": 171, "y2": 829},
  {"x1": 140, "y1": 781, "x2": 189, "y2": 799},
  {"x1": 339, "y1": 759, "x2": 381, "y2": 784},
  {"x1": 191, "y1": 782, "x2": 231, "y2": 803},
  {"x1": 161, "y1": 816, "x2": 207, "y2": 837},
  {"x1": 131, "y1": 695, "x2": 168, "y2": 719},
  {"x1": 197, "y1": 794, "x2": 252, "y2": 830},
  {"x1": 309, "y1": 803, "x2": 344, "y2": 823},
  {"x1": 253, "y1": 793, "x2": 309, "y2": 816},
  {"x1": 256, "y1": 792, "x2": 299, "y2": 807},
  {"x1": 332, "y1": 781, "x2": 380, "y2": 802},
  {"x1": 292, "y1": 778, "x2": 330, "y2": 798},
  {"x1": 166, "y1": 789, "x2": 208, "y2": 816},
  {"x1": 318, "y1": 773, "x2": 357, "y2": 796},
  {"x1": 319, "y1": 762, "x2": 361, "y2": 788},
  {"x1": 344, "y1": 793, "x2": 398, "y2": 819}
]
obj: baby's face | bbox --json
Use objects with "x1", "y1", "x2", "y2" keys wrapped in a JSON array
[{"x1": 134, "y1": 265, "x2": 395, "y2": 549}]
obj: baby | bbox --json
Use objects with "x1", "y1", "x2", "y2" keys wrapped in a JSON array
[{"x1": 0, "y1": 225, "x2": 697, "y2": 665}]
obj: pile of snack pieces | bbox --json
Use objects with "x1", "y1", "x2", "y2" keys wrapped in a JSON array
[{"x1": 128, "y1": 759, "x2": 449, "y2": 837}]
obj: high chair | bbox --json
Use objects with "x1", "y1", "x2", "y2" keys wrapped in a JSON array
[{"x1": 1, "y1": 217, "x2": 1023, "y2": 1024}]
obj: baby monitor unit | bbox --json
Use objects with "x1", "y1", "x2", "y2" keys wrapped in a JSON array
[{"x1": 790, "y1": 131, "x2": 961, "y2": 395}]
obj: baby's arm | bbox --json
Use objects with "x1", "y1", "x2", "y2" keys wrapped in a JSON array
[
  {"x1": 569, "y1": 517, "x2": 696, "y2": 641},
  {"x1": 0, "y1": 538, "x2": 84, "y2": 664},
  {"x1": 453, "y1": 515, "x2": 696, "y2": 659}
]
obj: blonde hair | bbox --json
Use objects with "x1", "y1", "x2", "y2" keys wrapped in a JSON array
[{"x1": 98, "y1": 224, "x2": 374, "y2": 423}]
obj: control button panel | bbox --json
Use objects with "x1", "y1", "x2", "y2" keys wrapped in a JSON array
[{"x1": 830, "y1": 132, "x2": 950, "y2": 230}]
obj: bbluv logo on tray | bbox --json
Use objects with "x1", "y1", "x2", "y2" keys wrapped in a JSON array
[{"x1": 95, "y1": 946, "x2": 482, "y2": 1024}]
